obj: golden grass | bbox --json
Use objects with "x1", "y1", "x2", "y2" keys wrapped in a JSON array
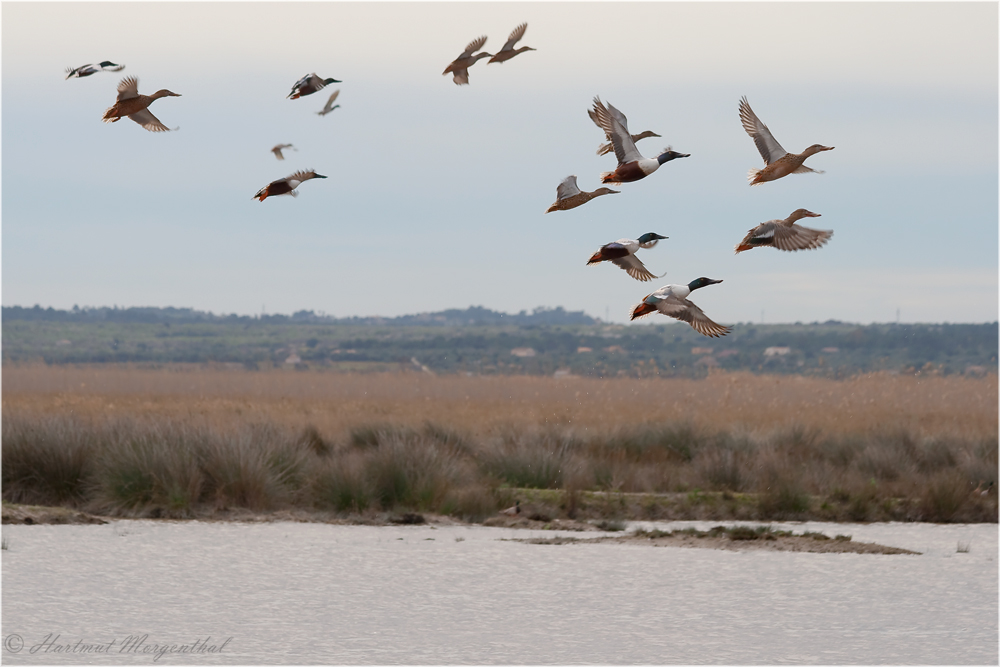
[
  {"x1": 3, "y1": 364, "x2": 996, "y2": 442},
  {"x1": 3, "y1": 365, "x2": 996, "y2": 523}
]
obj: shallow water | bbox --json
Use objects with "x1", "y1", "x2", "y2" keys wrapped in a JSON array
[{"x1": 2, "y1": 520, "x2": 996, "y2": 664}]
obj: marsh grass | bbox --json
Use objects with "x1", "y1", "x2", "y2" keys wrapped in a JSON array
[{"x1": 2, "y1": 368, "x2": 996, "y2": 522}]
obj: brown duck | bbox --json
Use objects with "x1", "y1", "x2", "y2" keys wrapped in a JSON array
[
  {"x1": 102, "y1": 77, "x2": 180, "y2": 132},
  {"x1": 739, "y1": 96, "x2": 833, "y2": 185},
  {"x1": 734, "y1": 209, "x2": 832, "y2": 253}
]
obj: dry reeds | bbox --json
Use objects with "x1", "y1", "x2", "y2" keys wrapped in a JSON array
[{"x1": 2, "y1": 366, "x2": 996, "y2": 523}]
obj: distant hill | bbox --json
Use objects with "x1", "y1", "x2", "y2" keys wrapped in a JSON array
[
  {"x1": 1, "y1": 304, "x2": 596, "y2": 326},
  {"x1": 2, "y1": 305, "x2": 996, "y2": 377}
]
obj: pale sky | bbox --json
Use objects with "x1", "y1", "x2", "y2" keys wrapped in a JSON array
[{"x1": 2, "y1": 2, "x2": 997, "y2": 324}]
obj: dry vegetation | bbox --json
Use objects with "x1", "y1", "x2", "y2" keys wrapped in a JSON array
[{"x1": 2, "y1": 364, "x2": 997, "y2": 523}]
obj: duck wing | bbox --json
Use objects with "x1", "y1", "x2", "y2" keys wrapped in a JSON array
[
  {"x1": 451, "y1": 68, "x2": 470, "y2": 85},
  {"x1": 555, "y1": 175, "x2": 582, "y2": 200},
  {"x1": 655, "y1": 296, "x2": 730, "y2": 337},
  {"x1": 610, "y1": 254, "x2": 661, "y2": 282},
  {"x1": 321, "y1": 89, "x2": 340, "y2": 112},
  {"x1": 116, "y1": 76, "x2": 140, "y2": 101},
  {"x1": 592, "y1": 98, "x2": 642, "y2": 165},
  {"x1": 500, "y1": 23, "x2": 527, "y2": 51},
  {"x1": 739, "y1": 96, "x2": 786, "y2": 164},
  {"x1": 459, "y1": 35, "x2": 488, "y2": 58},
  {"x1": 772, "y1": 224, "x2": 833, "y2": 251},
  {"x1": 127, "y1": 108, "x2": 172, "y2": 132}
]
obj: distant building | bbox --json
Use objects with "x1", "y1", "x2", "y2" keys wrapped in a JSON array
[
  {"x1": 553, "y1": 369, "x2": 575, "y2": 378},
  {"x1": 691, "y1": 347, "x2": 713, "y2": 355},
  {"x1": 576, "y1": 346, "x2": 593, "y2": 353},
  {"x1": 284, "y1": 353, "x2": 302, "y2": 364},
  {"x1": 822, "y1": 347, "x2": 840, "y2": 354},
  {"x1": 764, "y1": 346, "x2": 791, "y2": 357},
  {"x1": 694, "y1": 356, "x2": 719, "y2": 367},
  {"x1": 510, "y1": 347, "x2": 536, "y2": 357},
  {"x1": 716, "y1": 349, "x2": 739, "y2": 358},
  {"x1": 604, "y1": 345, "x2": 625, "y2": 354}
]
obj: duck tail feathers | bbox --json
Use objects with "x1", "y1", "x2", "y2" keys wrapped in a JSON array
[{"x1": 629, "y1": 301, "x2": 657, "y2": 320}]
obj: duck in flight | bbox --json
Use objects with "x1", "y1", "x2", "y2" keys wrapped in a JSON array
[
  {"x1": 739, "y1": 96, "x2": 834, "y2": 185},
  {"x1": 443, "y1": 35, "x2": 492, "y2": 85},
  {"x1": 66, "y1": 61, "x2": 124, "y2": 79},
  {"x1": 587, "y1": 107, "x2": 660, "y2": 157},
  {"x1": 316, "y1": 90, "x2": 341, "y2": 116},
  {"x1": 545, "y1": 175, "x2": 619, "y2": 213},
  {"x1": 734, "y1": 209, "x2": 832, "y2": 253},
  {"x1": 591, "y1": 97, "x2": 688, "y2": 185},
  {"x1": 488, "y1": 23, "x2": 535, "y2": 64},
  {"x1": 271, "y1": 144, "x2": 296, "y2": 161},
  {"x1": 253, "y1": 170, "x2": 327, "y2": 202},
  {"x1": 630, "y1": 278, "x2": 731, "y2": 338},
  {"x1": 587, "y1": 233, "x2": 668, "y2": 282},
  {"x1": 288, "y1": 73, "x2": 341, "y2": 100},
  {"x1": 102, "y1": 77, "x2": 180, "y2": 132}
]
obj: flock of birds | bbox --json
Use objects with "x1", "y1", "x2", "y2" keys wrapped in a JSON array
[
  {"x1": 67, "y1": 35, "x2": 835, "y2": 337},
  {"x1": 543, "y1": 94, "x2": 835, "y2": 338},
  {"x1": 69, "y1": 60, "x2": 339, "y2": 202}
]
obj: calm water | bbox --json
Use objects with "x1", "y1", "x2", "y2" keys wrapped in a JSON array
[{"x1": 2, "y1": 520, "x2": 996, "y2": 664}]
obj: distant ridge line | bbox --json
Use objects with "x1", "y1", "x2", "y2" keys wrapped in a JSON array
[{"x1": 0, "y1": 304, "x2": 598, "y2": 327}]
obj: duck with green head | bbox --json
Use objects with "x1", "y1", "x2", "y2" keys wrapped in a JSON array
[
  {"x1": 630, "y1": 278, "x2": 731, "y2": 337},
  {"x1": 587, "y1": 233, "x2": 667, "y2": 282}
]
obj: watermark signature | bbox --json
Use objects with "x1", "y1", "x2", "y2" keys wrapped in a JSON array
[{"x1": 4, "y1": 633, "x2": 232, "y2": 661}]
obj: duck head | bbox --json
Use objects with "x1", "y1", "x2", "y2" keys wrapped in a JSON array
[
  {"x1": 637, "y1": 232, "x2": 668, "y2": 248},
  {"x1": 323, "y1": 78, "x2": 342, "y2": 85},
  {"x1": 594, "y1": 187, "x2": 620, "y2": 196},
  {"x1": 802, "y1": 144, "x2": 834, "y2": 157},
  {"x1": 633, "y1": 131, "x2": 662, "y2": 141},
  {"x1": 151, "y1": 89, "x2": 182, "y2": 99},
  {"x1": 687, "y1": 277, "x2": 723, "y2": 291},
  {"x1": 656, "y1": 148, "x2": 690, "y2": 165},
  {"x1": 787, "y1": 209, "x2": 820, "y2": 223}
]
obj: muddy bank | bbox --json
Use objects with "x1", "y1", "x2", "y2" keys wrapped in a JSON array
[{"x1": 511, "y1": 526, "x2": 919, "y2": 555}]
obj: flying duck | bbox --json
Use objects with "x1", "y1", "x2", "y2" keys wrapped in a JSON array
[
  {"x1": 545, "y1": 175, "x2": 619, "y2": 213},
  {"x1": 316, "y1": 90, "x2": 341, "y2": 116},
  {"x1": 630, "y1": 278, "x2": 731, "y2": 337},
  {"x1": 591, "y1": 97, "x2": 689, "y2": 185},
  {"x1": 588, "y1": 107, "x2": 660, "y2": 156},
  {"x1": 443, "y1": 35, "x2": 492, "y2": 85},
  {"x1": 739, "y1": 96, "x2": 834, "y2": 185},
  {"x1": 288, "y1": 73, "x2": 341, "y2": 100},
  {"x1": 102, "y1": 77, "x2": 180, "y2": 132},
  {"x1": 270, "y1": 144, "x2": 296, "y2": 161},
  {"x1": 735, "y1": 209, "x2": 832, "y2": 253},
  {"x1": 488, "y1": 23, "x2": 535, "y2": 64},
  {"x1": 253, "y1": 170, "x2": 327, "y2": 202},
  {"x1": 587, "y1": 233, "x2": 667, "y2": 282},
  {"x1": 66, "y1": 61, "x2": 124, "y2": 79}
]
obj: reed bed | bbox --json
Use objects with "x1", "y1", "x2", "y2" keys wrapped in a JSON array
[{"x1": 2, "y1": 365, "x2": 997, "y2": 522}]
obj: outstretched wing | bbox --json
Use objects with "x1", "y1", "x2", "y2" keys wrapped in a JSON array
[
  {"x1": 555, "y1": 175, "x2": 582, "y2": 200},
  {"x1": 591, "y1": 97, "x2": 641, "y2": 165},
  {"x1": 772, "y1": 225, "x2": 833, "y2": 252},
  {"x1": 460, "y1": 35, "x2": 488, "y2": 58},
  {"x1": 501, "y1": 23, "x2": 527, "y2": 50},
  {"x1": 128, "y1": 109, "x2": 172, "y2": 132},
  {"x1": 656, "y1": 297, "x2": 730, "y2": 337},
  {"x1": 116, "y1": 76, "x2": 140, "y2": 101},
  {"x1": 739, "y1": 96, "x2": 786, "y2": 165},
  {"x1": 610, "y1": 254, "x2": 660, "y2": 282}
]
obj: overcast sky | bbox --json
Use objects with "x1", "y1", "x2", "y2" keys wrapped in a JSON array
[{"x1": 2, "y1": 2, "x2": 997, "y2": 325}]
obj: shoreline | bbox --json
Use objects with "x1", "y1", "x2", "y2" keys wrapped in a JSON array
[{"x1": 1, "y1": 502, "x2": 921, "y2": 555}]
